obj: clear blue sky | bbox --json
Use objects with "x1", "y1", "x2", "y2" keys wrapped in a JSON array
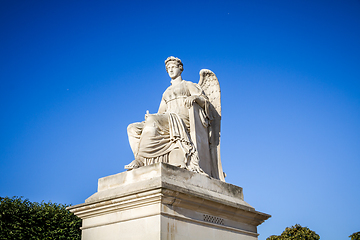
[{"x1": 1, "y1": 0, "x2": 359, "y2": 239}]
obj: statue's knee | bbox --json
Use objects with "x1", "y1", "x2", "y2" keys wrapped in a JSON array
[
  {"x1": 127, "y1": 124, "x2": 135, "y2": 134},
  {"x1": 127, "y1": 123, "x2": 135, "y2": 131},
  {"x1": 127, "y1": 122, "x2": 143, "y2": 135}
]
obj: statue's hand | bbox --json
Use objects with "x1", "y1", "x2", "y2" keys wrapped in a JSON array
[{"x1": 185, "y1": 95, "x2": 198, "y2": 109}]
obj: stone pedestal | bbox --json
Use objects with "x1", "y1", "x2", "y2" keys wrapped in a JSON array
[{"x1": 68, "y1": 163, "x2": 270, "y2": 240}]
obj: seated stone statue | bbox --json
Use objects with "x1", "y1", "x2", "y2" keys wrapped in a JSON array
[{"x1": 125, "y1": 56, "x2": 225, "y2": 181}]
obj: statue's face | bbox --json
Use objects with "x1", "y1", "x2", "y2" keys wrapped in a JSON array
[{"x1": 167, "y1": 63, "x2": 182, "y2": 79}]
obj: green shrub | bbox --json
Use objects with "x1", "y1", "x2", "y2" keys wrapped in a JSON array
[
  {"x1": 0, "y1": 196, "x2": 81, "y2": 240},
  {"x1": 267, "y1": 224, "x2": 320, "y2": 240},
  {"x1": 350, "y1": 232, "x2": 360, "y2": 240}
]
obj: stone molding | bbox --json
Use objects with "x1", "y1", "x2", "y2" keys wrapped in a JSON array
[{"x1": 68, "y1": 163, "x2": 270, "y2": 240}]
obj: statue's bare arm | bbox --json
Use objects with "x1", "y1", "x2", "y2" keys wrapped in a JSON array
[
  {"x1": 158, "y1": 99, "x2": 167, "y2": 113},
  {"x1": 185, "y1": 83, "x2": 206, "y2": 109}
]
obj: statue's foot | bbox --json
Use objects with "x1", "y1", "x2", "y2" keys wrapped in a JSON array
[{"x1": 124, "y1": 159, "x2": 143, "y2": 170}]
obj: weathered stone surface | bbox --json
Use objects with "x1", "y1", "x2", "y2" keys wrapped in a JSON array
[
  {"x1": 124, "y1": 56, "x2": 224, "y2": 181},
  {"x1": 68, "y1": 163, "x2": 270, "y2": 240}
]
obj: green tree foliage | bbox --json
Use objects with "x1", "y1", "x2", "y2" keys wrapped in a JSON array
[
  {"x1": 267, "y1": 224, "x2": 320, "y2": 240},
  {"x1": 349, "y1": 232, "x2": 360, "y2": 240},
  {"x1": 0, "y1": 196, "x2": 81, "y2": 240}
]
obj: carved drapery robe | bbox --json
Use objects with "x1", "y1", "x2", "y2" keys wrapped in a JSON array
[{"x1": 127, "y1": 80, "x2": 208, "y2": 172}]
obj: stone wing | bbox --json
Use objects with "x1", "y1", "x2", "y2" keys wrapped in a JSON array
[{"x1": 198, "y1": 69, "x2": 225, "y2": 181}]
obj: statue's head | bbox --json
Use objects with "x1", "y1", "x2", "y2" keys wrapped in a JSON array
[{"x1": 165, "y1": 56, "x2": 183, "y2": 73}]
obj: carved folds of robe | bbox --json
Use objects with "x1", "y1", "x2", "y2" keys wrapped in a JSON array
[{"x1": 127, "y1": 80, "x2": 208, "y2": 172}]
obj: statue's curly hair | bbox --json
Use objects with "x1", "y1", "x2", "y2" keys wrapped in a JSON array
[{"x1": 165, "y1": 56, "x2": 183, "y2": 72}]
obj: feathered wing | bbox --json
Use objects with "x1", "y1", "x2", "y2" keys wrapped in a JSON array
[{"x1": 198, "y1": 69, "x2": 225, "y2": 181}]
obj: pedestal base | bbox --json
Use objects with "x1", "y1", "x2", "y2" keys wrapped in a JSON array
[{"x1": 68, "y1": 163, "x2": 270, "y2": 240}]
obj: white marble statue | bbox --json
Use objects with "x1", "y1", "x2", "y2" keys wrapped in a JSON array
[{"x1": 125, "y1": 56, "x2": 225, "y2": 181}]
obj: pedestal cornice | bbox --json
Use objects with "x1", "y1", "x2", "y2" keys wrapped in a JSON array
[{"x1": 68, "y1": 163, "x2": 270, "y2": 240}]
